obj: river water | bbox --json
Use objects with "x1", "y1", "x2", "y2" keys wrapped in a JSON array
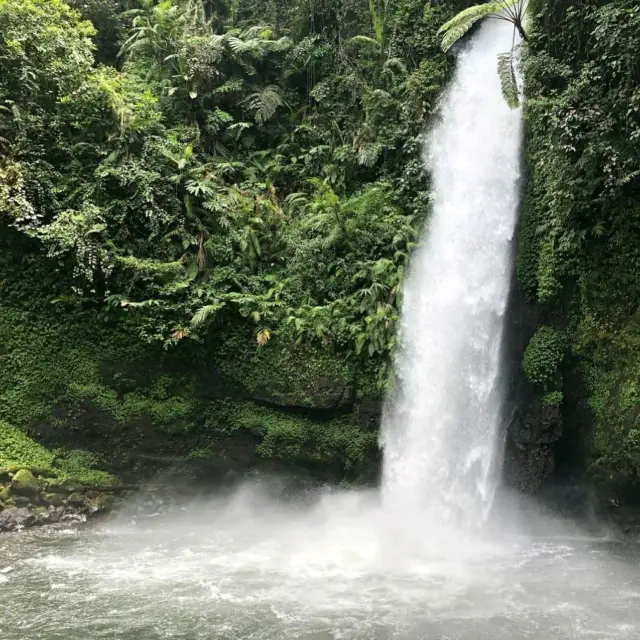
[{"x1": 1, "y1": 485, "x2": 640, "y2": 640}]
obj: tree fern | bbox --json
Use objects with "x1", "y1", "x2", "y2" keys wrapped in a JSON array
[
  {"x1": 438, "y1": 1, "x2": 527, "y2": 52},
  {"x1": 438, "y1": 1, "x2": 528, "y2": 109}
]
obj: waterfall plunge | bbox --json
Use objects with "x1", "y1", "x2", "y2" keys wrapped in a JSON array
[{"x1": 381, "y1": 20, "x2": 523, "y2": 527}]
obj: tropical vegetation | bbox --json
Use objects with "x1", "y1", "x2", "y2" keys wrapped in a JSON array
[{"x1": 1, "y1": 0, "x2": 639, "y2": 499}]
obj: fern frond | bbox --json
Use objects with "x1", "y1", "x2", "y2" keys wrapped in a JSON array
[
  {"x1": 240, "y1": 25, "x2": 268, "y2": 39},
  {"x1": 497, "y1": 51, "x2": 519, "y2": 108},
  {"x1": 256, "y1": 327, "x2": 271, "y2": 346},
  {"x1": 383, "y1": 57, "x2": 407, "y2": 75},
  {"x1": 190, "y1": 302, "x2": 225, "y2": 329},
  {"x1": 244, "y1": 85, "x2": 283, "y2": 125},
  {"x1": 357, "y1": 143, "x2": 384, "y2": 168},
  {"x1": 262, "y1": 36, "x2": 293, "y2": 52},
  {"x1": 226, "y1": 36, "x2": 248, "y2": 55},
  {"x1": 351, "y1": 35, "x2": 381, "y2": 48},
  {"x1": 438, "y1": 0, "x2": 521, "y2": 52}
]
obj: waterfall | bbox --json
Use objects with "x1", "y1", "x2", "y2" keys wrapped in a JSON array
[{"x1": 381, "y1": 20, "x2": 523, "y2": 527}]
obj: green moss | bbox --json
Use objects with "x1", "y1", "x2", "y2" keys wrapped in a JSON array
[
  {"x1": 51, "y1": 448, "x2": 116, "y2": 486},
  {"x1": 0, "y1": 421, "x2": 53, "y2": 468},
  {"x1": 0, "y1": 422, "x2": 115, "y2": 486},
  {"x1": 523, "y1": 326, "x2": 566, "y2": 387},
  {"x1": 536, "y1": 238, "x2": 563, "y2": 303},
  {"x1": 218, "y1": 332, "x2": 357, "y2": 409},
  {"x1": 203, "y1": 399, "x2": 377, "y2": 476},
  {"x1": 0, "y1": 245, "x2": 379, "y2": 485},
  {"x1": 542, "y1": 391, "x2": 564, "y2": 407},
  {"x1": 188, "y1": 445, "x2": 217, "y2": 461},
  {"x1": 516, "y1": 194, "x2": 542, "y2": 302}
]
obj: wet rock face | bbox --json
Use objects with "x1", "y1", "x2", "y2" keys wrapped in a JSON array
[
  {"x1": 502, "y1": 392, "x2": 563, "y2": 493},
  {"x1": 501, "y1": 262, "x2": 564, "y2": 494}
]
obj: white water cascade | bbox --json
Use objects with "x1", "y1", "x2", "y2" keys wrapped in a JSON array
[{"x1": 381, "y1": 20, "x2": 523, "y2": 526}]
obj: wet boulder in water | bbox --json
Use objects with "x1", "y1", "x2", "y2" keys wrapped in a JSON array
[
  {"x1": 0, "y1": 506, "x2": 35, "y2": 531},
  {"x1": 67, "y1": 492, "x2": 86, "y2": 507},
  {"x1": 41, "y1": 492, "x2": 65, "y2": 507}
]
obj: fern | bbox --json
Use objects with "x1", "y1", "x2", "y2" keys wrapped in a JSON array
[
  {"x1": 351, "y1": 35, "x2": 381, "y2": 49},
  {"x1": 438, "y1": 1, "x2": 528, "y2": 108},
  {"x1": 190, "y1": 302, "x2": 225, "y2": 329},
  {"x1": 244, "y1": 85, "x2": 284, "y2": 125},
  {"x1": 262, "y1": 36, "x2": 293, "y2": 53},
  {"x1": 382, "y1": 58, "x2": 407, "y2": 75},
  {"x1": 497, "y1": 52, "x2": 519, "y2": 109},
  {"x1": 357, "y1": 143, "x2": 384, "y2": 168},
  {"x1": 438, "y1": 1, "x2": 524, "y2": 52},
  {"x1": 284, "y1": 192, "x2": 308, "y2": 214}
]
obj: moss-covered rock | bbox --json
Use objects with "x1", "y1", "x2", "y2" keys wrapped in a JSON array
[
  {"x1": 66, "y1": 492, "x2": 86, "y2": 506},
  {"x1": 41, "y1": 492, "x2": 65, "y2": 507},
  {"x1": 11, "y1": 468, "x2": 41, "y2": 496},
  {"x1": 45, "y1": 482, "x2": 70, "y2": 494},
  {"x1": 0, "y1": 484, "x2": 11, "y2": 502},
  {"x1": 13, "y1": 495, "x2": 32, "y2": 507},
  {"x1": 218, "y1": 334, "x2": 357, "y2": 409},
  {"x1": 89, "y1": 493, "x2": 118, "y2": 511}
]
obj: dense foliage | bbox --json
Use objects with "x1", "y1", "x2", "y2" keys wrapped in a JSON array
[
  {"x1": 3, "y1": 0, "x2": 639, "y2": 497},
  {"x1": 520, "y1": 0, "x2": 640, "y2": 495},
  {"x1": 0, "y1": 0, "x2": 461, "y2": 364},
  {"x1": 0, "y1": 0, "x2": 467, "y2": 481}
]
